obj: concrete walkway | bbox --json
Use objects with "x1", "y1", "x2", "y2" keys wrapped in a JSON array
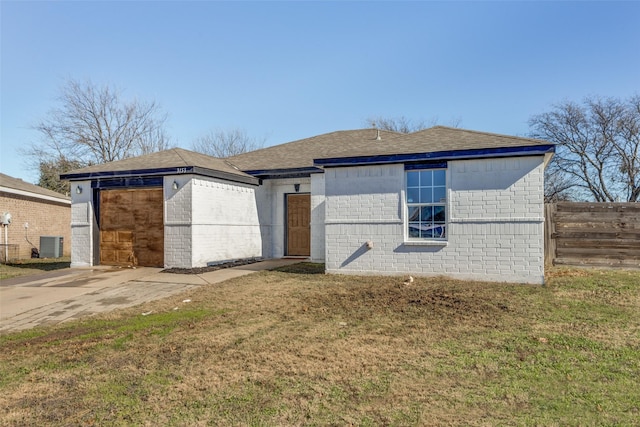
[{"x1": 0, "y1": 259, "x2": 302, "y2": 334}]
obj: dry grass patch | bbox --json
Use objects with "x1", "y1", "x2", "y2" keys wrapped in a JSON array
[{"x1": 1, "y1": 265, "x2": 639, "y2": 426}]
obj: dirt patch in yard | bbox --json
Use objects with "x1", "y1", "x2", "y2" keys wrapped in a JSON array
[{"x1": 300, "y1": 279, "x2": 511, "y2": 326}]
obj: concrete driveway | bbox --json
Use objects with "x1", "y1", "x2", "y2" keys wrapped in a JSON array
[{"x1": 0, "y1": 259, "x2": 302, "y2": 334}]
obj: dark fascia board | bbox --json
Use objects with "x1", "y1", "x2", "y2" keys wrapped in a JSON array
[
  {"x1": 313, "y1": 145, "x2": 556, "y2": 167},
  {"x1": 91, "y1": 176, "x2": 164, "y2": 189},
  {"x1": 60, "y1": 166, "x2": 182, "y2": 180},
  {"x1": 61, "y1": 166, "x2": 259, "y2": 186},
  {"x1": 243, "y1": 167, "x2": 323, "y2": 179}
]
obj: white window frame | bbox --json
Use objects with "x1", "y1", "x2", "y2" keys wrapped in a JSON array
[{"x1": 404, "y1": 166, "x2": 448, "y2": 245}]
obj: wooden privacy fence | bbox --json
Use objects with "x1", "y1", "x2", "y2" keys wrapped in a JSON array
[{"x1": 545, "y1": 202, "x2": 640, "y2": 268}]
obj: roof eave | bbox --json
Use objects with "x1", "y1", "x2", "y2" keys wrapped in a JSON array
[
  {"x1": 243, "y1": 166, "x2": 324, "y2": 179},
  {"x1": 313, "y1": 145, "x2": 556, "y2": 167},
  {"x1": 192, "y1": 166, "x2": 259, "y2": 186},
  {"x1": 61, "y1": 166, "x2": 259, "y2": 186}
]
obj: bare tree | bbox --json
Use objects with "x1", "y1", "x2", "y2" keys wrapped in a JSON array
[
  {"x1": 364, "y1": 115, "x2": 462, "y2": 133},
  {"x1": 615, "y1": 95, "x2": 640, "y2": 201},
  {"x1": 26, "y1": 79, "x2": 170, "y2": 192},
  {"x1": 191, "y1": 128, "x2": 265, "y2": 157},
  {"x1": 543, "y1": 159, "x2": 576, "y2": 203},
  {"x1": 529, "y1": 95, "x2": 640, "y2": 202}
]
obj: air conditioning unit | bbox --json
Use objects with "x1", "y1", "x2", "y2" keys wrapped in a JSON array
[{"x1": 40, "y1": 236, "x2": 64, "y2": 258}]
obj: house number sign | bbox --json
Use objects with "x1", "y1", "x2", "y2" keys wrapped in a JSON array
[{"x1": 176, "y1": 167, "x2": 189, "y2": 173}]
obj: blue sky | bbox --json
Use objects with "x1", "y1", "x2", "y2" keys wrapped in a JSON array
[{"x1": 1, "y1": 1, "x2": 639, "y2": 183}]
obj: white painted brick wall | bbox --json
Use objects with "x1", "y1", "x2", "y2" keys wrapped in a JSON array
[
  {"x1": 69, "y1": 180, "x2": 95, "y2": 267},
  {"x1": 164, "y1": 224, "x2": 192, "y2": 267},
  {"x1": 164, "y1": 175, "x2": 264, "y2": 268},
  {"x1": 325, "y1": 165, "x2": 402, "y2": 222},
  {"x1": 254, "y1": 180, "x2": 273, "y2": 259},
  {"x1": 190, "y1": 176, "x2": 262, "y2": 267},
  {"x1": 164, "y1": 176, "x2": 193, "y2": 267},
  {"x1": 324, "y1": 157, "x2": 546, "y2": 284},
  {"x1": 310, "y1": 173, "x2": 325, "y2": 262}
]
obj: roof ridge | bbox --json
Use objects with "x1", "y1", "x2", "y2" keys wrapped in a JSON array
[
  {"x1": 223, "y1": 159, "x2": 241, "y2": 171},
  {"x1": 171, "y1": 147, "x2": 190, "y2": 164}
]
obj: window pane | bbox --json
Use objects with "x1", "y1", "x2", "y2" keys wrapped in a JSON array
[
  {"x1": 407, "y1": 188, "x2": 419, "y2": 203},
  {"x1": 420, "y1": 188, "x2": 433, "y2": 203},
  {"x1": 420, "y1": 206, "x2": 434, "y2": 222},
  {"x1": 407, "y1": 171, "x2": 419, "y2": 187},
  {"x1": 420, "y1": 170, "x2": 432, "y2": 186},
  {"x1": 434, "y1": 206, "x2": 446, "y2": 222},
  {"x1": 423, "y1": 224, "x2": 445, "y2": 239},
  {"x1": 433, "y1": 186, "x2": 446, "y2": 203},
  {"x1": 420, "y1": 227, "x2": 432, "y2": 239},
  {"x1": 433, "y1": 170, "x2": 446, "y2": 186},
  {"x1": 408, "y1": 223, "x2": 421, "y2": 238},
  {"x1": 421, "y1": 226, "x2": 435, "y2": 239},
  {"x1": 408, "y1": 207, "x2": 420, "y2": 221}
]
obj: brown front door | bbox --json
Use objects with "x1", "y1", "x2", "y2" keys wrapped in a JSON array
[
  {"x1": 99, "y1": 188, "x2": 164, "y2": 267},
  {"x1": 287, "y1": 194, "x2": 311, "y2": 256}
]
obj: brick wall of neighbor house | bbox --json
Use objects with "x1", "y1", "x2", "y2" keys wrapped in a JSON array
[
  {"x1": 189, "y1": 176, "x2": 262, "y2": 267},
  {"x1": 0, "y1": 191, "x2": 71, "y2": 260},
  {"x1": 255, "y1": 178, "x2": 311, "y2": 259},
  {"x1": 324, "y1": 156, "x2": 546, "y2": 284}
]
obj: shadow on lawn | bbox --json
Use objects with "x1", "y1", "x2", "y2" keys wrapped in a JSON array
[
  {"x1": 5, "y1": 259, "x2": 71, "y2": 272},
  {"x1": 272, "y1": 262, "x2": 325, "y2": 275}
]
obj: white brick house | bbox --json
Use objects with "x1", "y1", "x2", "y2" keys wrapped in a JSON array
[
  {"x1": 62, "y1": 150, "x2": 261, "y2": 269},
  {"x1": 322, "y1": 157, "x2": 546, "y2": 283},
  {"x1": 62, "y1": 126, "x2": 554, "y2": 284}
]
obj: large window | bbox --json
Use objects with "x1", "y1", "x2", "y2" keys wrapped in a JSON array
[{"x1": 406, "y1": 168, "x2": 447, "y2": 239}]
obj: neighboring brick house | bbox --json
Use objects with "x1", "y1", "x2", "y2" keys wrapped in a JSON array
[
  {"x1": 0, "y1": 173, "x2": 71, "y2": 260},
  {"x1": 62, "y1": 126, "x2": 554, "y2": 284}
]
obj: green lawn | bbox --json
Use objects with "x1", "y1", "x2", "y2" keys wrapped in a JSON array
[{"x1": 1, "y1": 264, "x2": 638, "y2": 426}]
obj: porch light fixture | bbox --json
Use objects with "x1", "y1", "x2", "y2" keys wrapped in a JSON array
[
  {"x1": 75, "y1": 185, "x2": 82, "y2": 194},
  {"x1": 172, "y1": 180, "x2": 179, "y2": 190},
  {"x1": 294, "y1": 183, "x2": 300, "y2": 192}
]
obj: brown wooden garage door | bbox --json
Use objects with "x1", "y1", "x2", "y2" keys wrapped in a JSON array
[{"x1": 99, "y1": 188, "x2": 164, "y2": 267}]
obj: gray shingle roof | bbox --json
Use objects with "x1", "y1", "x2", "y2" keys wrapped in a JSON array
[
  {"x1": 0, "y1": 173, "x2": 70, "y2": 201},
  {"x1": 227, "y1": 129, "x2": 404, "y2": 171},
  {"x1": 380, "y1": 126, "x2": 551, "y2": 154},
  {"x1": 61, "y1": 148, "x2": 256, "y2": 184},
  {"x1": 60, "y1": 127, "x2": 553, "y2": 182},
  {"x1": 228, "y1": 126, "x2": 552, "y2": 172}
]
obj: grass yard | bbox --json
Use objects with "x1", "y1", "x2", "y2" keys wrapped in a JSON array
[
  {"x1": 0, "y1": 257, "x2": 71, "y2": 280},
  {"x1": 0, "y1": 264, "x2": 639, "y2": 426}
]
